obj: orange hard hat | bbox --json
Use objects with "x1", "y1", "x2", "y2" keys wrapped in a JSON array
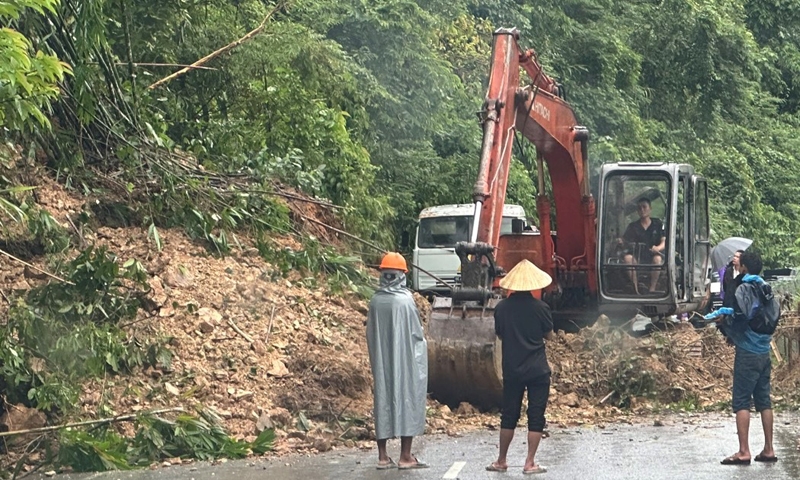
[{"x1": 380, "y1": 252, "x2": 408, "y2": 272}]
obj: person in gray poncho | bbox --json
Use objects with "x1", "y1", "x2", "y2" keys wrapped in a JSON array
[{"x1": 366, "y1": 252, "x2": 429, "y2": 470}]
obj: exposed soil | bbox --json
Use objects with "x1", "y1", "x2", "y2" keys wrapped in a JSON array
[{"x1": 3, "y1": 177, "x2": 800, "y2": 467}]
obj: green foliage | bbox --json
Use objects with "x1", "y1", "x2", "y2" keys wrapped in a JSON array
[
  {"x1": 0, "y1": 0, "x2": 71, "y2": 131},
  {"x1": 608, "y1": 356, "x2": 657, "y2": 408},
  {"x1": 57, "y1": 409, "x2": 275, "y2": 471},
  {"x1": 258, "y1": 235, "x2": 374, "y2": 297},
  {"x1": 0, "y1": 246, "x2": 171, "y2": 412}
]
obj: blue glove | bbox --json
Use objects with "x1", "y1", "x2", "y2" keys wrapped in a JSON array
[{"x1": 703, "y1": 307, "x2": 733, "y2": 320}]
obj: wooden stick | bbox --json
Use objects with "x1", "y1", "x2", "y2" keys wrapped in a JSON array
[
  {"x1": 65, "y1": 215, "x2": 87, "y2": 248},
  {"x1": 0, "y1": 248, "x2": 73, "y2": 285},
  {"x1": 240, "y1": 189, "x2": 343, "y2": 209},
  {"x1": 264, "y1": 305, "x2": 277, "y2": 346},
  {"x1": 599, "y1": 391, "x2": 615, "y2": 404},
  {"x1": 148, "y1": 2, "x2": 286, "y2": 89},
  {"x1": 228, "y1": 319, "x2": 254, "y2": 343},
  {"x1": 771, "y1": 339, "x2": 783, "y2": 363},
  {"x1": 0, "y1": 407, "x2": 184, "y2": 437}
]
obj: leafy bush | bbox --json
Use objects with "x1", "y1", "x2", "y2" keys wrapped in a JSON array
[
  {"x1": 0, "y1": 246, "x2": 171, "y2": 412},
  {"x1": 57, "y1": 408, "x2": 274, "y2": 471}
]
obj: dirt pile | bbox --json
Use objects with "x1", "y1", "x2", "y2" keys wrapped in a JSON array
[{"x1": 5, "y1": 179, "x2": 790, "y2": 460}]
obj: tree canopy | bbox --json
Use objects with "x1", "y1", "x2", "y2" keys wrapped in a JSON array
[{"x1": 3, "y1": 0, "x2": 800, "y2": 266}]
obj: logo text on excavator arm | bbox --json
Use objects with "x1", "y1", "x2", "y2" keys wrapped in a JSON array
[{"x1": 532, "y1": 101, "x2": 550, "y2": 121}]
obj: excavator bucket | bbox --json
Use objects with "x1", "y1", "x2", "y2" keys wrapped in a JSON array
[{"x1": 426, "y1": 297, "x2": 503, "y2": 409}]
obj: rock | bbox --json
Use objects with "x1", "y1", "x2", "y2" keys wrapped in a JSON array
[
  {"x1": 148, "y1": 276, "x2": 168, "y2": 307},
  {"x1": 558, "y1": 392, "x2": 580, "y2": 408},
  {"x1": 197, "y1": 307, "x2": 223, "y2": 324},
  {"x1": 267, "y1": 359, "x2": 291, "y2": 378},
  {"x1": 0, "y1": 404, "x2": 47, "y2": 445},
  {"x1": 455, "y1": 402, "x2": 478, "y2": 416},
  {"x1": 313, "y1": 437, "x2": 332, "y2": 452},
  {"x1": 256, "y1": 413, "x2": 274, "y2": 433},
  {"x1": 44, "y1": 471, "x2": 56, "y2": 477},
  {"x1": 164, "y1": 382, "x2": 180, "y2": 396},
  {"x1": 198, "y1": 321, "x2": 215, "y2": 334}
]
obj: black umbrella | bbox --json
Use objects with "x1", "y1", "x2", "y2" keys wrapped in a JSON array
[{"x1": 711, "y1": 237, "x2": 753, "y2": 271}]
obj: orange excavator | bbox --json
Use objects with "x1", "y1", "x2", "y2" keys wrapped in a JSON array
[{"x1": 425, "y1": 28, "x2": 712, "y2": 409}]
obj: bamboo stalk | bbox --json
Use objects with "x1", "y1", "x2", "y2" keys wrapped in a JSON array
[
  {"x1": 148, "y1": 2, "x2": 287, "y2": 90},
  {"x1": 0, "y1": 407, "x2": 184, "y2": 438},
  {"x1": 0, "y1": 248, "x2": 73, "y2": 285}
]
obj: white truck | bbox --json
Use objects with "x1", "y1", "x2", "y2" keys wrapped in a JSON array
[{"x1": 411, "y1": 203, "x2": 532, "y2": 295}]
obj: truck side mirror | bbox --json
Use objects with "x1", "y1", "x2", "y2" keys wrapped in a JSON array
[
  {"x1": 511, "y1": 218, "x2": 525, "y2": 234},
  {"x1": 400, "y1": 231, "x2": 410, "y2": 249}
]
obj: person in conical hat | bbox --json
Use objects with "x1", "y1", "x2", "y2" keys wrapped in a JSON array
[
  {"x1": 486, "y1": 259, "x2": 554, "y2": 475},
  {"x1": 498, "y1": 259, "x2": 552, "y2": 292}
]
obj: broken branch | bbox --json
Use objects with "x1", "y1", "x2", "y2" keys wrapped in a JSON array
[
  {"x1": 0, "y1": 248, "x2": 73, "y2": 285},
  {"x1": 228, "y1": 319, "x2": 254, "y2": 343},
  {"x1": 0, "y1": 407, "x2": 184, "y2": 437},
  {"x1": 148, "y1": 1, "x2": 287, "y2": 89}
]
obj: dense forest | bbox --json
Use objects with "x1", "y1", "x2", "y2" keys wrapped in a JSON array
[{"x1": 4, "y1": 0, "x2": 800, "y2": 265}]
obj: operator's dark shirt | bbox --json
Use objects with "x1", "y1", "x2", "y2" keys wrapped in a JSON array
[
  {"x1": 623, "y1": 218, "x2": 665, "y2": 248},
  {"x1": 494, "y1": 292, "x2": 553, "y2": 382},
  {"x1": 622, "y1": 218, "x2": 667, "y2": 261}
]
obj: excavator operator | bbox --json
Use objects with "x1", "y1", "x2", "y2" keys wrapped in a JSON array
[{"x1": 618, "y1": 197, "x2": 666, "y2": 294}]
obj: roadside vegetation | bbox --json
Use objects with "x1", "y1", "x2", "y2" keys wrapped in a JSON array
[{"x1": 3, "y1": 0, "x2": 800, "y2": 476}]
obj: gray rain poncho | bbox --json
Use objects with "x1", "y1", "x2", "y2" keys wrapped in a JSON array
[{"x1": 366, "y1": 269, "x2": 428, "y2": 440}]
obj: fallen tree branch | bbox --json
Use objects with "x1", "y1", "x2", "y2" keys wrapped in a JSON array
[
  {"x1": 240, "y1": 189, "x2": 343, "y2": 209},
  {"x1": 0, "y1": 248, "x2": 73, "y2": 285},
  {"x1": 0, "y1": 407, "x2": 184, "y2": 437},
  {"x1": 148, "y1": 1, "x2": 287, "y2": 89},
  {"x1": 228, "y1": 319, "x2": 254, "y2": 343}
]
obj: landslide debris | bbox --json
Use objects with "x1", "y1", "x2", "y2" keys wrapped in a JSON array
[{"x1": 4, "y1": 178, "x2": 798, "y2": 470}]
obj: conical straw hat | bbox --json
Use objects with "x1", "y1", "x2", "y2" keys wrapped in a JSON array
[{"x1": 499, "y1": 259, "x2": 552, "y2": 291}]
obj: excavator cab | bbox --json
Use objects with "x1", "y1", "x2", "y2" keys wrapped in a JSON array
[{"x1": 596, "y1": 163, "x2": 711, "y2": 318}]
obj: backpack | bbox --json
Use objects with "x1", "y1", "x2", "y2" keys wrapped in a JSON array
[{"x1": 748, "y1": 282, "x2": 781, "y2": 335}]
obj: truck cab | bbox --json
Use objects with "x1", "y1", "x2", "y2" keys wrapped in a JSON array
[{"x1": 412, "y1": 204, "x2": 531, "y2": 295}]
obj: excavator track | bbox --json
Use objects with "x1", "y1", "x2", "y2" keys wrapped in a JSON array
[{"x1": 426, "y1": 297, "x2": 503, "y2": 409}]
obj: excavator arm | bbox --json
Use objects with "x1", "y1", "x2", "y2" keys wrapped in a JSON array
[
  {"x1": 467, "y1": 27, "x2": 596, "y2": 296},
  {"x1": 428, "y1": 28, "x2": 598, "y2": 409}
]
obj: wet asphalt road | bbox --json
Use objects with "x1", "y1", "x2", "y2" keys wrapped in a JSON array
[{"x1": 35, "y1": 412, "x2": 800, "y2": 480}]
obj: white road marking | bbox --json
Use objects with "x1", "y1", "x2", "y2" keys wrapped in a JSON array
[{"x1": 443, "y1": 461, "x2": 466, "y2": 479}]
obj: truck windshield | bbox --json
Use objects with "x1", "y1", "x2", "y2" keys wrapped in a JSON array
[{"x1": 418, "y1": 216, "x2": 517, "y2": 248}]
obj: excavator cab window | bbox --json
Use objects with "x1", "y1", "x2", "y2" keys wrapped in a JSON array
[{"x1": 599, "y1": 173, "x2": 670, "y2": 297}]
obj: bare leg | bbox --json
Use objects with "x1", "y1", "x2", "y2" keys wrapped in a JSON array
[
  {"x1": 759, "y1": 409, "x2": 775, "y2": 457},
  {"x1": 623, "y1": 254, "x2": 638, "y2": 293},
  {"x1": 649, "y1": 255, "x2": 664, "y2": 292},
  {"x1": 523, "y1": 431, "x2": 544, "y2": 471},
  {"x1": 377, "y1": 438, "x2": 392, "y2": 466},
  {"x1": 490, "y1": 428, "x2": 515, "y2": 470},
  {"x1": 398, "y1": 436, "x2": 415, "y2": 466},
  {"x1": 730, "y1": 409, "x2": 752, "y2": 461}
]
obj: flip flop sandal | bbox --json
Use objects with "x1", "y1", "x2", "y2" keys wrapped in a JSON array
[
  {"x1": 523, "y1": 466, "x2": 547, "y2": 474},
  {"x1": 376, "y1": 458, "x2": 397, "y2": 470},
  {"x1": 485, "y1": 463, "x2": 508, "y2": 472},
  {"x1": 754, "y1": 454, "x2": 778, "y2": 463},
  {"x1": 398, "y1": 456, "x2": 429, "y2": 470},
  {"x1": 721, "y1": 456, "x2": 750, "y2": 465}
]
